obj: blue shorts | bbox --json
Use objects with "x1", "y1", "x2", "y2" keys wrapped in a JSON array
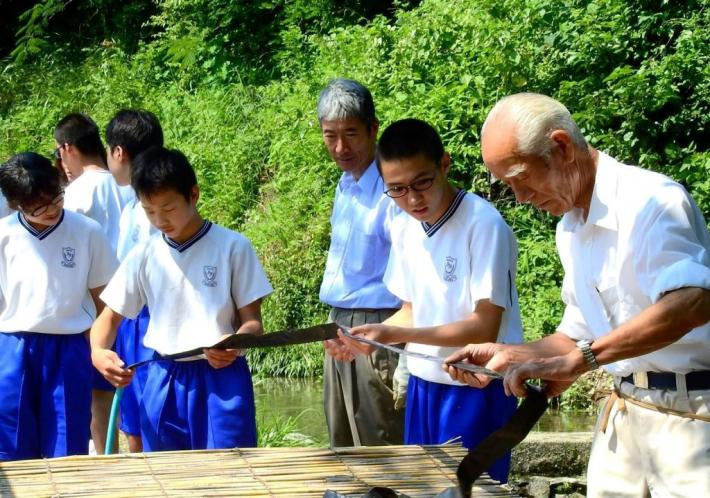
[
  {"x1": 114, "y1": 306, "x2": 152, "y2": 436},
  {"x1": 404, "y1": 375, "x2": 517, "y2": 483},
  {"x1": 0, "y1": 332, "x2": 91, "y2": 460},
  {"x1": 140, "y1": 356, "x2": 257, "y2": 452}
]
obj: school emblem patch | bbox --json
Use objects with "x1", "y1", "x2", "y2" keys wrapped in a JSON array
[
  {"x1": 444, "y1": 256, "x2": 457, "y2": 282},
  {"x1": 202, "y1": 265, "x2": 217, "y2": 287},
  {"x1": 61, "y1": 247, "x2": 76, "y2": 268}
]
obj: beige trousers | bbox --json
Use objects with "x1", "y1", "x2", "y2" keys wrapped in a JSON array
[{"x1": 587, "y1": 377, "x2": 710, "y2": 498}]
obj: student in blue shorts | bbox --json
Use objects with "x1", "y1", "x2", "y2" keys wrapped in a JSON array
[
  {"x1": 105, "y1": 109, "x2": 164, "y2": 453},
  {"x1": 0, "y1": 152, "x2": 117, "y2": 460},
  {"x1": 341, "y1": 119, "x2": 522, "y2": 483},
  {"x1": 91, "y1": 147, "x2": 273, "y2": 451}
]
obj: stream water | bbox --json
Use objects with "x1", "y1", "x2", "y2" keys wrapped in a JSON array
[{"x1": 254, "y1": 377, "x2": 596, "y2": 446}]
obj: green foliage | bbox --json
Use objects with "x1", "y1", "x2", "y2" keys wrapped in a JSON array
[{"x1": 2, "y1": 0, "x2": 709, "y2": 392}]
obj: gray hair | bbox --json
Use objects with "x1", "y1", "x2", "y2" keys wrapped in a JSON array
[
  {"x1": 482, "y1": 93, "x2": 587, "y2": 159},
  {"x1": 317, "y1": 78, "x2": 377, "y2": 129}
]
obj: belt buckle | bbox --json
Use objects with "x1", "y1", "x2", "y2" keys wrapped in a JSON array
[{"x1": 632, "y1": 372, "x2": 648, "y2": 389}]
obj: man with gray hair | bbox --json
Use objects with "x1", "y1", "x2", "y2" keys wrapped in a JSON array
[
  {"x1": 317, "y1": 78, "x2": 405, "y2": 446},
  {"x1": 445, "y1": 92, "x2": 710, "y2": 496}
]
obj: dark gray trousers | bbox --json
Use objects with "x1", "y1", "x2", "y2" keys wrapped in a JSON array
[{"x1": 324, "y1": 307, "x2": 404, "y2": 447}]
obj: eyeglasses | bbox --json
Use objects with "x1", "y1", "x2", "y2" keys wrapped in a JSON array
[
  {"x1": 53, "y1": 144, "x2": 64, "y2": 160},
  {"x1": 20, "y1": 192, "x2": 64, "y2": 217},
  {"x1": 384, "y1": 175, "x2": 437, "y2": 198}
]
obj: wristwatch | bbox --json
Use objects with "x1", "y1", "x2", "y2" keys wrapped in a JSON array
[{"x1": 576, "y1": 339, "x2": 599, "y2": 371}]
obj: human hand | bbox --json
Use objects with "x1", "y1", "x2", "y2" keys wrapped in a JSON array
[
  {"x1": 91, "y1": 348, "x2": 133, "y2": 388},
  {"x1": 323, "y1": 337, "x2": 355, "y2": 362},
  {"x1": 442, "y1": 342, "x2": 509, "y2": 388},
  {"x1": 503, "y1": 352, "x2": 581, "y2": 398},
  {"x1": 203, "y1": 347, "x2": 239, "y2": 369},
  {"x1": 338, "y1": 323, "x2": 399, "y2": 357}
]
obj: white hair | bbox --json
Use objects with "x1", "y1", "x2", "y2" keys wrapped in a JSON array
[{"x1": 482, "y1": 93, "x2": 587, "y2": 159}]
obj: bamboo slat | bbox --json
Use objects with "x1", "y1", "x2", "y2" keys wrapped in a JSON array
[{"x1": 0, "y1": 445, "x2": 518, "y2": 497}]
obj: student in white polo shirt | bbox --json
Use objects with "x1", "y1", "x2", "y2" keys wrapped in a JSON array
[
  {"x1": 104, "y1": 109, "x2": 164, "y2": 453},
  {"x1": 341, "y1": 119, "x2": 522, "y2": 483},
  {"x1": 54, "y1": 112, "x2": 128, "y2": 454},
  {"x1": 54, "y1": 113, "x2": 126, "y2": 252},
  {"x1": 91, "y1": 146, "x2": 273, "y2": 451},
  {"x1": 0, "y1": 152, "x2": 117, "y2": 461}
]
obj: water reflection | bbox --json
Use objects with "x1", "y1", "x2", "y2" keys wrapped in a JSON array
[{"x1": 254, "y1": 377, "x2": 596, "y2": 446}]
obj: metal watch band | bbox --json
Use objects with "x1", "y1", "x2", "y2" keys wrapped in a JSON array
[{"x1": 576, "y1": 339, "x2": 599, "y2": 371}]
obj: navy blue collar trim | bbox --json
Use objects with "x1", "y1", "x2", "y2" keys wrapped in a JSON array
[
  {"x1": 421, "y1": 189, "x2": 466, "y2": 238},
  {"x1": 18, "y1": 210, "x2": 64, "y2": 240},
  {"x1": 162, "y1": 220, "x2": 212, "y2": 253}
]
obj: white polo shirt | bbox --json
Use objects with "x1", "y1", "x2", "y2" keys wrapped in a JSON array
[
  {"x1": 116, "y1": 197, "x2": 156, "y2": 262},
  {"x1": 557, "y1": 152, "x2": 710, "y2": 376},
  {"x1": 64, "y1": 169, "x2": 126, "y2": 252},
  {"x1": 385, "y1": 190, "x2": 523, "y2": 385},
  {"x1": 0, "y1": 210, "x2": 117, "y2": 334},
  {"x1": 0, "y1": 192, "x2": 12, "y2": 218},
  {"x1": 101, "y1": 221, "x2": 273, "y2": 355}
]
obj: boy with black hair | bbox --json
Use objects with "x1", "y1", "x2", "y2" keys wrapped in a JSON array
[
  {"x1": 105, "y1": 109, "x2": 164, "y2": 452},
  {"x1": 0, "y1": 152, "x2": 117, "y2": 460},
  {"x1": 341, "y1": 118, "x2": 522, "y2": 483},
  {"x1": 91, "y1": 147, "x2": 272, "y2": 451},
  {"x1": 54, "y1": 112, "x2": 127, "y2": 454}
]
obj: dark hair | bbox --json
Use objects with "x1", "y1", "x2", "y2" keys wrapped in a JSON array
[
  {"x1": 376, "y1": 118, "x2": 445, "y2": 172},
  {"x1": 54, "y1": 113, "x2": 107, "y2": 162},
  {"x1": 105, "y1": 109, "x2": 164, "y2": 159},
  {"x1": 131, "y1": 146, "x2": 197, "y2": 201},
  {"x1": 0, "y1": 152, "x2": 62, "y2": 208}
]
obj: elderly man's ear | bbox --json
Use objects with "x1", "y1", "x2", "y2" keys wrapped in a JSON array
[{"x1": 549, "y1": 130, "x2": 576, "y2": 163}]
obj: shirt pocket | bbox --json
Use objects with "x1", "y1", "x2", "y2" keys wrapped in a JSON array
[{"x1": 343, "y1": 228, "x2": 378, "y2": 275}]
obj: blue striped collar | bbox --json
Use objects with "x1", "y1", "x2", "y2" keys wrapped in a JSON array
[
  {"x1": 18, "y1": 210, "x2": 64, "y2": 240},
  {"x1": 162, "y1": 220, "x2": 212, "y2": 253},
  {"x1": 421, "y1": 189, "x2": 466, "y2": 237}
]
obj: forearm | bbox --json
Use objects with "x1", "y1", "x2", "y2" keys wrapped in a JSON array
[
  {"x1": 90, "y1": 307, "x2": 123, "y2": 350},
  {"x1": 382, "y1": 302, "x2": 413, "y2": 327},
  {"x1": 236, "y1": 318, "x2": 263, "y2": 336},
  {"x1": 592, "y1": 287, "x2": 710, "y2": 366}
]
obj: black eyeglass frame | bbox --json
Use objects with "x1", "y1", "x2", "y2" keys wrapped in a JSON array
[
  {"x1": 383, "y1": 173, "x2": 438, "y2": 199},
  {"x1": 20, "y1": 191, "x2": 65, "y2": 217}
]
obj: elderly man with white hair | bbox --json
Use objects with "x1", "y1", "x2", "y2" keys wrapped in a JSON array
[{"x1": 445, "y1": 93, "x2": 710, "y2": 497}]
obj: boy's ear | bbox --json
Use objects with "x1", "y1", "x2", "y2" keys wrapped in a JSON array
[
  {"x1": 190, "y1": 184, "x2": 200, "y2": 205},
  {"x1": 440, "y1": 152, "x2": 452, "y2": 175},
  {"x1": 109, "y1": 145, "x2": 126, "y2": 162}
]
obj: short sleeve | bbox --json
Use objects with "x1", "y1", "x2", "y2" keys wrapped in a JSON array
[
  {"x1": 635, "y1": 185, "x2": 710, "y2": 303},
  {"x1": 100, "y1": 241, "x2": 147, "y2": 319},
  {"x1": 557, "y1": 273, "x2": 594, "y2": 341},
  {"x1": 468, "y1": 212, "x2": 516, "y2": 309},
  {"x1": 230, "y1": 235, "x2": 273, "y2": 309},
  {"x1": 87, "y1": 225, "x2": 119, "y2": 289},
  {"x1": 383, "y1": 216, "x2": 412, "y2": 302}
]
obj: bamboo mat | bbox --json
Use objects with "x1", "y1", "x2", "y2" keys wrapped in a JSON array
[{"x1": 0, "y1": 445, "x2": 517, "y2": 497}]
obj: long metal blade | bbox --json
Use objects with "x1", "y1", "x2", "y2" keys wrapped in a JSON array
[
  {"x1": 126, "y1": 322, "x2": 340, "y2": 369},
  {"x1": 339, "y1": 328, "x2": 504, "y2": 380}
]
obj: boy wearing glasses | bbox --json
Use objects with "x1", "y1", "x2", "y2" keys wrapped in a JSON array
[
  {"x1": 0, "y1": 152, "x2": 117, "y2": 461},
  {"x1": 341, "y1": 119, "x2": 522, "y2": 483}
]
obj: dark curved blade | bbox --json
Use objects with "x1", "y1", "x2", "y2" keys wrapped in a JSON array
[
  {"x1": 454, "y1": 384, "x2": 548, "y2": 497},
  {"x1": 126, "y1": 322, "x2": 340, "y2": 369}
]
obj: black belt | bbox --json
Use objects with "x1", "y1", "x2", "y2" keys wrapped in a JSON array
[{"x1": 621, "y1": 371, "x2": 710, "y2": 391}]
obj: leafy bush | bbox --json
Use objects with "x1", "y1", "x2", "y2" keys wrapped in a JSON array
[{"x1": 1, "y1": 0, "x2": 708, "y2": 395}]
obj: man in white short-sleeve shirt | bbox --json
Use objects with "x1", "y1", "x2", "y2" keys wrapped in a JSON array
[{"x1": 446, "y1": 93, "x2": 710, "y2": 497}]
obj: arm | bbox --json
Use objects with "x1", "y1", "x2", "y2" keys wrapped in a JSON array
[
  {"x1": 341, "y1": 299, "x2": 503, "y2": 355},
  {"x1": 204, "y1": 298, "x2": 264, "y2": 369},
  {"x1": 90, "y1": 306, "x2": 132, "y2": 387},
  {"x1": 89, "y1": 285, "x2": 106, "y2": 316},
  {"x1": 470, "y1": 286, "x2": 710, "y2": 397}
]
